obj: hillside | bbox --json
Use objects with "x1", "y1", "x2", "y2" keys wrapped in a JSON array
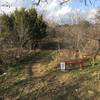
[{"x1": 0, "y1": 50, "x2": 100, "y2": 100}]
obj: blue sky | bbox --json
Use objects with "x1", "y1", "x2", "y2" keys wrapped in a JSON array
[
  {"x1": 0, "y1": 0, "x2": 100, "y2": 24},
  {"x1": 69, "y1": 0, "x2": 100, "y2": 10}
]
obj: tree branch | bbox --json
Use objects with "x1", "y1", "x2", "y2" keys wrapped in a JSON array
[
  {"x1": 32, "y1": 0, "x2": 96, "y2": 6},
  {"x1": 32, "y1": 0, "x2": 48, "y2": 6},
  {"x1": 60, "y1": 0, "x2": 70, "y2": 5}
]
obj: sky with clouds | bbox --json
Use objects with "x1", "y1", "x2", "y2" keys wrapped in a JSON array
[{"x1": 0, "y1": 0, "x2": 100, "y2": 24}]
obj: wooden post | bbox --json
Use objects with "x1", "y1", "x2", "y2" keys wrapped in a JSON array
[{"x1": 79, "y1": 60, "x2": 84, "y2": 70}]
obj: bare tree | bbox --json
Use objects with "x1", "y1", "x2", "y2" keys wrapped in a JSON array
[
  {"x1": 32, "y1": 0, "x2": 97, "y2": 6},
  {"x1": 96, "y1": 9, "x2": 100, "y2": 24}
]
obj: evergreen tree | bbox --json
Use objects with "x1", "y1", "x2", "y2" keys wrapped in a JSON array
[{"x1": 0, "y1": 8, "x2": 48, "y2": 49}]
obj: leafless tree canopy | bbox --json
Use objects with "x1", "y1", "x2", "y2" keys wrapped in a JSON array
[{"x1": 32, "y1": 0, "x2": 97, "y2": 6}]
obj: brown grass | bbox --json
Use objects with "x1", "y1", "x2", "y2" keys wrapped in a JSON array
[{"x1": 0, "y1": 50, "x2": 100, "y2": 100}]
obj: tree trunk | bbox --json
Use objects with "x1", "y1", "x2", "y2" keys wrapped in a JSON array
[{"x1": 31, "y1": 40, "x2": 39, "y2": 50}]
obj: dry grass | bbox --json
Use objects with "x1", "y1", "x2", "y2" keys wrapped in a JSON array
[{"x1": 0, "y1": 50, "x2": 100, "y2": 100}]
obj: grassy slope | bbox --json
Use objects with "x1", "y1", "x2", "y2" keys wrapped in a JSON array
[{"x1": 0, "y1": 50, "x2": 100, "y2": 100}]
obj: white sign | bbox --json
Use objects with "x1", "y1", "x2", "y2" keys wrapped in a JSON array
[{"x1": 60, "y1": 62, "x2": 65, "y2": 71}]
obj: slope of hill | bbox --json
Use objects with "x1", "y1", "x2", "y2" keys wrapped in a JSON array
[{"x1": 0, "y1": 50, "x2": 100, "y2": 100}]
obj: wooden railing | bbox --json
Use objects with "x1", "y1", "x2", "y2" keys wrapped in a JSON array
[
  {"x1": 60, "y1": 59, "x2": 85, "y2": 71},
  {"x1": 64, "y1": 59, "x2": 84, "y2": 70}
]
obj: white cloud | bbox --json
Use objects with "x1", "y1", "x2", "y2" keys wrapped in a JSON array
[
  {"x1": 36, "y1": 0, "x2": 72, "y2": 24},
  {"x1": 0, "y1": 0, "x2": 98, "y2": 24},
  {"x1": 0, "y1": 7, "x2": 16, "y2": 14},
  {"x1": 0, "y1": 0, "x2": 32, "y2": 14},
  {"x1": 36, "y1": 0, "x2": 98, "y2": 24},
  {"x1": 56, "y1": 6, "x2": 71, "y2": 15}
]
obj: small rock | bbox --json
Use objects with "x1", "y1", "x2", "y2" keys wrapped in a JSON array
[
  {"x1": 75, "y1": 89, "x2": 78, "y2": 92},
  {"x1": 92, "y1": 71, "x2": 98, "y2": 76},
  {"x1": 88, "y1": 90, "x2": 94, "y2": 95},
  {"x1": 3, "y1": 73, "x2": 7, "y2": 75}
]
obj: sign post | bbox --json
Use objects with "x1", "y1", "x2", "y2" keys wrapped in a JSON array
[{"x1": 60, "y1": 62, "x2": 65, "y2": 71}]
